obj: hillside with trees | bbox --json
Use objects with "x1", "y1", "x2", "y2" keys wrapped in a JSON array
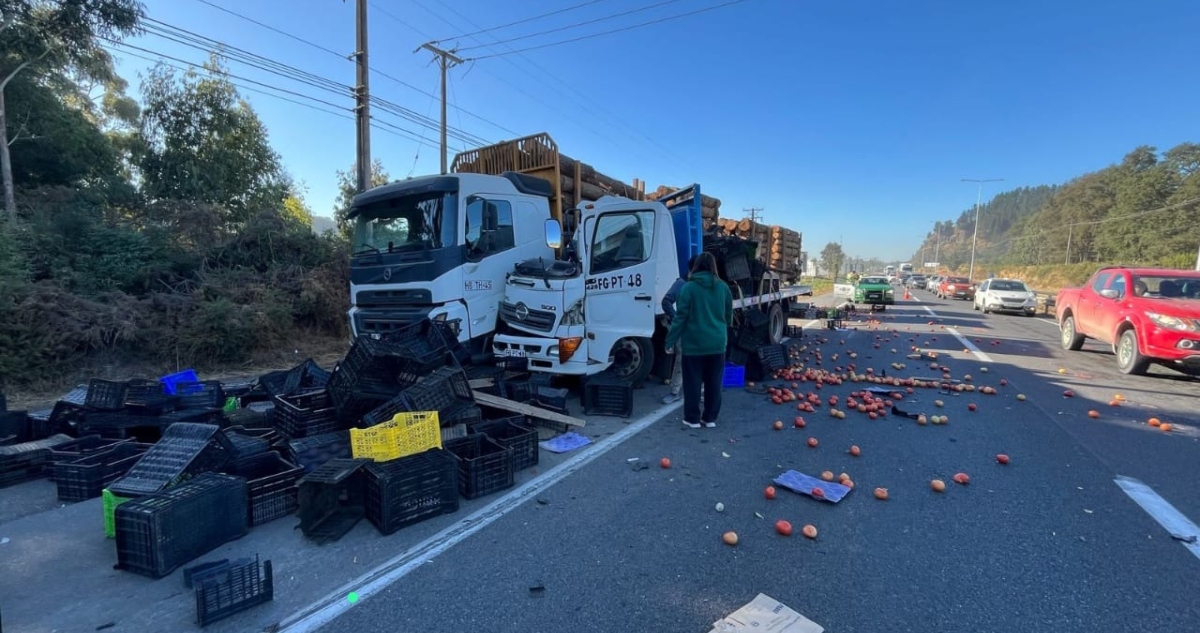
[
  {"x1": 911, "y1": 144, "x2": 1200, "y2": 282},
  {"x1": 0, "y1": 1, "x2": 356, "y2": 389}
]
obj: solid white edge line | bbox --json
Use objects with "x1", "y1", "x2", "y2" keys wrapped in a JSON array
[
  {"x1": 1114, "y1": 475, "x2": 1200, "y2": 561},
  {"x1": 276, "y1": 400, "x2": 683, "y2": 633}
]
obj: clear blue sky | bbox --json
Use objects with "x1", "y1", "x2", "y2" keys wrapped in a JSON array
[{"x1": 110, "y1": 0, "x2": 1200, "y2": 262}]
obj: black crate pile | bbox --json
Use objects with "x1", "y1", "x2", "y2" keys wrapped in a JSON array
[
  {"x1": 0, "y1": 434, "x2": 75, "y2": 487},
  {"x1": 107, "y1": 423, "x2": 233, "y2": 498},
  {"x1": 726, "y1": 307, "x2": 771, "y2": 367},
  {"x1": 190, "y1": 555, "x2": 274, "y2": 626}
]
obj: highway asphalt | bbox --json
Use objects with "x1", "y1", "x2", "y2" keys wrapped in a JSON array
[
  {"x1": 2, "y1": 290, "x2": 1198, "y2": 633},
  {"x1": 318, "y1": 290, "x2": 1200, "y2": 633}
]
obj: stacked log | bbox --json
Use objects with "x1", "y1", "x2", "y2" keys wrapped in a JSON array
[
  {"x1": 715, "y1": 218, "x2": 803, "y2": 279},
  {"x1": 645, "y1": 185, "x2": 721, "y2": 221},
  {"x1": 453, "y1": 134, "x2": 645, "y2": 203}
]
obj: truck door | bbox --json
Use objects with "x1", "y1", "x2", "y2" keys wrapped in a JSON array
[
  {"x1": 1094, "y1": 271, "x2": 1129, "y2": 344},
  {"x1": 461, "y1": 196, "x2": 518, "y2": 341},
  {"x1": 1078, "y1": 271, "x2": 1111, "y2": 338},
  {"x1": 584, "y1": 209, "x2": 658, "y2": 365}
]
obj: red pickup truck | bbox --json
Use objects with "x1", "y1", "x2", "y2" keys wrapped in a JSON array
[{"x1": 1056, "y1": 266, "x2": 1200, "y2": 375}]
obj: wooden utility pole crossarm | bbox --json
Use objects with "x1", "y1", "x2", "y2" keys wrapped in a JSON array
[{"x1": 417, "y1": 42, "x2": 465, "y2": 174}]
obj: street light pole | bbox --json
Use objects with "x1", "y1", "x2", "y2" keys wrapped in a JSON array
[
  {"x1": 932, "y1": 221, "x2": 941, "y2": 272},
  {"x1": 962, "y1": 178, "x2": 1004, "y2": 281}
]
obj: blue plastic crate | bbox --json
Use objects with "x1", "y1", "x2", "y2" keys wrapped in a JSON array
[
  {"x1": 722, "y1": 363, "x2": 745, "y2": 389},
  {"x1": 159, "y1": 370, "x2": 199, "y2": 395}
]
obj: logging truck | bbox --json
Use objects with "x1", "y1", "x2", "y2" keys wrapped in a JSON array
[
  {"x1": 344, "y1": 132, "x2": 668, "y2": 354},
  {"x1": 491, "y1": 184, "x2": 811, "y2": 382}
]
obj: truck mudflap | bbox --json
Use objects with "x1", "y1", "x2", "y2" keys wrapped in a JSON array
[{"x1": 493, "y1": 334, "x2": 593, "y2": 376}]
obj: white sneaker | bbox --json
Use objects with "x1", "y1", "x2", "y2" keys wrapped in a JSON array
[
  {"x1": 703, "y1": 421, "x2": 717, "y2": 428},
  {"x1": 682, "y1": 420, "x2": 701, "y2": 429}
]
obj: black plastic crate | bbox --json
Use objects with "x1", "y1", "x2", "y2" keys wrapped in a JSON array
[
  {"x1": 176, "y1": 381, "x2": 225, "y2": 411},
  {"x1": 1, "y1": 410, "x2": 29, "y2": 444},
  {"x1": 756, "y1": 343, "x2": 789, "y2": 374},
  {"x1": 86, "y1": 379, "x2": 130, "y2": 411},
  {"x1": 363, "y1": 448, "x2": 458, "y2": 535},
  {"x1": 223, "y1": 407, "x2": 272, "y2": 430},
  {"x1": 582, "y1": 377, "x2": 634, "y2": 418},
  {"x1": 115, "y1": 473, "x2": 249, "y2": 579},
  {"x1": 124, "y1": 379, "x2": 177, "y2": 415},
  {"x1": 380, "y1": 319, "x2": 453, "y2": 371},
  {"x1": 297, "y1": 458, "x2": 369, "y2": 544},
  {"x1": 46, "y1": 435, "x2": 132, "y2": 480},
  {"x1": 229, "y1": 452, "x2": 303, "y2": 526},
  {"x1": 285, "y1": 431, "x2": 351, "y2": 473},
  {"x1": 441, "y1": 404, "x2": 483, "y2": 428},
  {"x1": 107, "y1": 423, "x2": 231, "y2": 497},
  {"x1": 470, "y1": 416, "x2": 538, "y2": 471},
  {"x1": 400, "y1": 366, "x2": 474, "y2": 413},
  {"x1": 194, "y1": 556, "x2": 274, "y2": 626},
  {"x1": 56, "y1": 442, "x2": 151, "y2": 502},
  {"x1": 444, "y1": 434, "x2": 514, "y2": 500},
  {"x1": 272, "y1": 390, "x2": 341, "y2": 439},
  {"x1": 722, "y1": 253, "x2": 752, "y2": 281},
  {"x1": 0, "y1": 434, "x2": 74, "y2": 488},
  {"x1": 221, "y1": 429, "x2": 272, "y2": 462},
  {"x1": 44, "y1": 400, "x2": 88, "y2": 437}
]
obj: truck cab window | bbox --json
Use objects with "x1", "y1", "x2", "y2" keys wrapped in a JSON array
[
  {"x1": 465, "y1": 197, "x2": 515, "y2": 259},
  {"x1": 590, "y1": 211, "x2": 654, "y2": 275},
  {"x1": 1090, "y1": 272, "x2": 1111, "y2": 293}
]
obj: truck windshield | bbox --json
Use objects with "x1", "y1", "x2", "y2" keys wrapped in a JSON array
[{"x1": 351, "y1": 192, "x2": 458, "y2": 255}]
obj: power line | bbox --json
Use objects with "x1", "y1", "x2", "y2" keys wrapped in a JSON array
[
  {"x1": 107, "y1": 43, "x2": 439, "y2": 148},
  {"x1": 134, "y1": 18, "x2": 490, "y2": 146},
  {"x1": 408, "y1": 0, "x2": 690, "y2": 175},
  {"x1": 437, "y1": 0, "x2": 617, "y2": 43},
  {"x1": 453, "y1": 0, "x2": 687, "y2": 51},
  {"x1": 189, "y1": 0, "x2": 347, "y2": 59},
  {"x1": 190, "y1": 0, "x2": 518, "y2": 137},
  {"x1": 470, "y1": 0, "x2": 758, "y2": 60}
]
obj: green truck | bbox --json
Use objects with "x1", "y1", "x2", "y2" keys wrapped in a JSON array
[{"x1": 854, "y1": 275, "x2": 895, "y2": 310}]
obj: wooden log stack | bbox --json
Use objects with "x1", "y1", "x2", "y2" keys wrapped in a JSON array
[{"x1": 715, "y1": 218, "x2": 803, "y2": 280}]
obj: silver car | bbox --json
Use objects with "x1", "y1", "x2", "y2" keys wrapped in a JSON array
[{"x1": 973, "y1": 278, "x2": 1037, "y2": 315}]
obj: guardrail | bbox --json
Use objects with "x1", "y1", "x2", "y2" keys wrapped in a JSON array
[{"x1": 1036, "y1": 292, "x2": 1057, "y2": 316}]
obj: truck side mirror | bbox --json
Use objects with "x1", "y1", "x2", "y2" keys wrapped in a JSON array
[
  {"x1": 1098, "y1": 288, "x2": 1119, "y2": 300},
  {"x1": 545, "y1": 219, "x2": 562, "y2": 249}
]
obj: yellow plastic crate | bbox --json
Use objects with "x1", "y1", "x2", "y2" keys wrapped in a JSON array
[
  {"x1": 102, "y1": 488, "x2": 132, "y2": 539},
  {"x1": 350, "y1": 411, "x2": 441, "y2": 462}
]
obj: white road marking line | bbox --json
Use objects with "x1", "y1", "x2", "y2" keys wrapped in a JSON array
[
  {"x1": 919, "y1": 306, "x2": 995, "y2": 363},
  {"x1": 276, "y1": 400, "x2": 684, "y2": 633},
  {"x1": 946, "y1": 327, "x2": 995, "y2": 363},
  {"x1": 1115, "y1": 475, "x2": 1200, "y2": 561}
]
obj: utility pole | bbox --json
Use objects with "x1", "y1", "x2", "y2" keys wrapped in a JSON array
[
  {"x1": 962, "y1": 178, "x2": 1004, "y2": 281},
  {"x1": 1195, "y1": 241, "x2": 1200, "y2": 271},
  {"x1": 353, "y1": 0, "x2": 372, "y2": 193},
  {"x1": 932, "y1": 221, "x2": 942, "y2": 271},
  {"x1": 744, "y1": 207, "x2": 764, "y2": 224},
  {"x1": 419, "y1": 42, "x2": 464, "y2": 174},
  {"x1": 1065, "y1": 225, "x2": 1073, "y2": 265}
]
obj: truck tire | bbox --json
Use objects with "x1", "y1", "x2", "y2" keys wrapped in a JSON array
[
  {"x1": 1059, "y1": 314, "x2": 1085, "y2": 351},
  {"x1": 767, "y1": 304, "x2": 785, "y2": 344},
  {"x1": 1115, "y1": 328, "x2": 1150, "y2": 375},
  {"x1": 609, "y1": 337, "x2": 655, "y2": 385}
]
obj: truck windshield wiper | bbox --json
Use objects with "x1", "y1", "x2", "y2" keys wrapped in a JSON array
[
  {"x1": 354, "y1": 243, "x2": 381, "y2": 256},
  {"x1": 538, "y1": 257, "x2": 551, "y2": 288}
]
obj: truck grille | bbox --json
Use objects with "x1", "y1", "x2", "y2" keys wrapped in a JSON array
[{"x1": 500, "y1": 302, "x2": 556, "y2": 332}]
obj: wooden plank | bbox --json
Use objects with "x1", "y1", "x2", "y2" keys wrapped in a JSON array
[
  {"x1": 468, "y1": 378, "x2": 494, "y2": 389},
  {"x1": 472, "y1": 390, "x2": 587, "y2": 428}
]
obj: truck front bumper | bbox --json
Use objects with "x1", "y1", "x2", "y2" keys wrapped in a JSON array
[
  {"x1": 493, "y1": 334, "x2": 593, "y2": 376},
  {"x1": 1142, "y1": 329, "x2": 1200, "y2": 368}
]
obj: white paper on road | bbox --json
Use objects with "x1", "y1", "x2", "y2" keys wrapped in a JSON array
[{"x1": 707, "y1": 593, "x2": 824, "y2": 633}]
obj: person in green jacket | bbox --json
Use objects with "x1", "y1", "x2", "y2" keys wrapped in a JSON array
[{"x1": 665, "y1": 252, "x2": 733, "y2": 428}]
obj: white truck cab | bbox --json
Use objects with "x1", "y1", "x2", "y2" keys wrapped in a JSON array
[
  {"x1": 346, "y1": 171, "x2": 556, "y2": 353},
  {"x1": 492, "y1": 194, "x2": 682, "y2": 381}
]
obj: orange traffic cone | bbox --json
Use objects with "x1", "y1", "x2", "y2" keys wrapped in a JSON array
[{"x1": 904, "y1": 287, "x2": 911, "y2": 300}]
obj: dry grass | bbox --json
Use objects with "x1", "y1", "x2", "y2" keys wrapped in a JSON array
[{"x1": 4, "y1": 333, "x2": 349, "y2": 411}]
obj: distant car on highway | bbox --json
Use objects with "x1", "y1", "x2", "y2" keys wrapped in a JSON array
[
  {"x1": 973, "y1": 278, "x2": 1037, "y2": 315},
  {"x1": 936, "y1": 276, "x2": 975, "y2": 300},
  {"x1": 1056, "y1": 266, "x2": 1200, "y2": 376},
  {"x1": 906, "y1": 274, "x2": 928, "y2": 289}
]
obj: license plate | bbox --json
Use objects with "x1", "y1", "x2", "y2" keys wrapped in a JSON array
[{"x1": 504, "y1": 348, "x2": 527, "y2": 358}]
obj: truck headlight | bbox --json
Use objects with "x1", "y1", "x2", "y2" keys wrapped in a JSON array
[
  {"x1": 562, "y1": 299, "x2": 585, "y2": 326},
  {"x1": 1147, "y1": 312, "x2": 1198, "y2": 332}
]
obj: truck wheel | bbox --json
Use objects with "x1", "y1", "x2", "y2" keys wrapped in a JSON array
[
  {"x1": 1115, "y1": 329, "x2": 1150, "y2": 375},
  {"x1": 767, "y1": 304, "x2": 785, "y2": 344},
  {"x1": 609, "y1": 337, "x2": 655, "y2": 385},
  {"x1": 1059, "y1": 314, "x2": 1085, "y2": 351}
]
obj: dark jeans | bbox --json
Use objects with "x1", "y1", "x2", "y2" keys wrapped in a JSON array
[{"x1": 682, "y1": 353, "x2": 725, "y2": 424}]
